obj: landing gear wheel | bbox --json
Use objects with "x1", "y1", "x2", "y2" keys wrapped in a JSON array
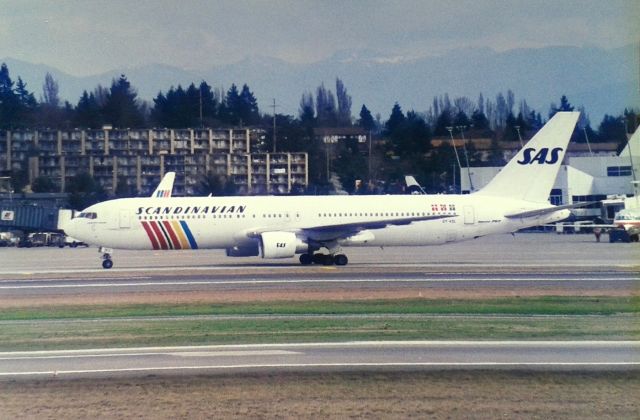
[
  {"x1": 102, "y1": 258, "x2": 113, "y2": 269},
  {"x1": 312, "y1": 253, "x2": 325, "y2": 264},
  {"x1": 334, "y1": 254, "x2": 348, "y2": 266},
  {"x1": 322, "y1": 255, "x2": 335, "y2": 265},
  {"x1": 299, "y1": 253, "x2": 313, "y2": 265}
]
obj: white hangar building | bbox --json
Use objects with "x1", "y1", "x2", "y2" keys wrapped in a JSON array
[{"x1": 461, "y1": 128, "x2": 639, "y2": 220}]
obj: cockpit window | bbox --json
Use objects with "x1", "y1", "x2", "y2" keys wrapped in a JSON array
[{"x1": 77, "y1": 212, "x2": 98, "y2": 219}]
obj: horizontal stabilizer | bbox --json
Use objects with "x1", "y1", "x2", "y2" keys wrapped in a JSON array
[{"x1": 505, "y1": 202, "x2": 597, "y2": 218}]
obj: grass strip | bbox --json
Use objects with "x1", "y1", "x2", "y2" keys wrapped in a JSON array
[
  {"x1": 0, "y1": 314, "x2": 638, "y2": 351},
  {"x1": 1, "y1": 296, "x2": 639, "y2": 321}
]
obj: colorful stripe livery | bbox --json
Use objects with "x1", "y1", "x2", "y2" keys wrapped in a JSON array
[
  {"x1": 155, "y1": 190, "x2": 171, "y2": 197},
  {"x1": 141, "y1": 220, "x2": 198, "y2": 250}
]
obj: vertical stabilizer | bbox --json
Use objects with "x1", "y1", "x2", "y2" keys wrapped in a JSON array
[
  {"x1": 152, "y1": 172, "x2": 175, "y2": 198},
  {"x1": 477, "y1": 112, "x2": 579, "y2": 202}
]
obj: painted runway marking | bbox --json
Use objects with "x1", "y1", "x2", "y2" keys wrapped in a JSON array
[
  {"x1": 2, "y1": 340, "x2": 637, "y2": 355},
  {"x1": 1, "y1": 261, "x2": 639, "y2": 276},
  {"x1": 1, "y1": 277, "x2": 638, "y2": 289},
  {"x1": 0, "y1": 350, "x2": 298, "y2": 361},
  {"x1": 1, "y1": 362, "x2": 639, "y2": 378}
]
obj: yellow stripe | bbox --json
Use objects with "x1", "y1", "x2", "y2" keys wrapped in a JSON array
[{"x1": 171, "y1": 220, "x2": 191, "y2": 249}]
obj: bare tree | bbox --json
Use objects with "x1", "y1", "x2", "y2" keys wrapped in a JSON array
[
  {"x1": 335, "y1": 78, "x2": 352, "y2": 125},
  {"x1": 42, "y1": 72, "x2": 59, "y2": 107}
]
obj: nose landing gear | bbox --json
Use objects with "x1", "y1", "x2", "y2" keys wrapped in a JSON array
[{"x1": 99, "y1": 247, "x2": 114, "y2": 269}]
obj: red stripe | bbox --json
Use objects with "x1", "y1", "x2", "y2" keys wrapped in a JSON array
[
  {"x1": 162, "y1": 220, "x2": 182, "y2": 249},
  {"x1": 149, "y1": 221, "x2": 168, "y2": 250},
  {"x1": 141, "y1": 221, "x2": 160, "y2": 250}
]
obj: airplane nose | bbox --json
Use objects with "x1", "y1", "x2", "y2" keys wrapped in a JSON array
[{"x1": 63, "y1": 218, "x2": 81, "y2": 239}]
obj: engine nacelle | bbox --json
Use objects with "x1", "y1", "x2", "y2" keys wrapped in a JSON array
[
  {"x1": 226, "y1": 244, "x2": 260, "y2": 257},
  {"x1": 259, "y1": 231, "x2": 298, "y2": 259}
]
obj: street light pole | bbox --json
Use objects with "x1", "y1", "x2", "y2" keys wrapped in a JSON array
[
  {"x1": 271, "y1": 99, "x2": 277, "y2": 153},
  {"x1": 447, "y1": 126, "x2": 463, "y2": 193},
  {"x1": 457, "y1": 125, "x2": 474, "y2": 192},
  {"x1": 368, "y1": 130, "x2": 372, "y2": 182},
  {"x1": 514, "y1": 125, "x2": 524, "y2": 149}
]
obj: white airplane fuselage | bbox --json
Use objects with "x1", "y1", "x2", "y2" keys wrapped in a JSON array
[
  {"x1": 63, "y1": 112, "x2": 581, "y2": 268},
  {"x1": 66, "y1": 193, "x2": 569, "y2": 251}
]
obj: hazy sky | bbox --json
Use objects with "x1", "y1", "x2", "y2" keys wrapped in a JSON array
[{"x1": 1, "y1": 0, "x2": 638, "y2": 76}]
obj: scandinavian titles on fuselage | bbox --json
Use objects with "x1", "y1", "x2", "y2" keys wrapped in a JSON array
[{"x1": 136, "y1": 205, "x2": 247, "y2": 216}]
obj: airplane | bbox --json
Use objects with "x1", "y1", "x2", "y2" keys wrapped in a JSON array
[{"x1": 64, "y1": 112, "x2": 581, "y2": 269}]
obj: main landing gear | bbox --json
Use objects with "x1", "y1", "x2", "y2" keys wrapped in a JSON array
[
  {"x1": 299, "y1": 252, "x2": 349, "y2": 266},
  {"x1": 100, "y1": 247, "x2": 113, "y2": 269}
]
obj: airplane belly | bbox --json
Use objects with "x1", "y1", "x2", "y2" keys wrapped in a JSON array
[{"x1": 364, "y1": 222, "x2": 450, "y2": 246}]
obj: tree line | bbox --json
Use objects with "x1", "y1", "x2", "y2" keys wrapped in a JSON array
[{"x1": 0, "y1": 61, "x2": 637, "y2": 196}]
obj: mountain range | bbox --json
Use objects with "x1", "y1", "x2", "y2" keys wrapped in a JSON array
[{"x1": 2, "y1": 44, "x2": 639, "y2": 124}]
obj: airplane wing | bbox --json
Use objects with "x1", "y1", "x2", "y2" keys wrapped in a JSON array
[
  {"x1": 151, "y1": 172, "x2": 175, "y2": 198},
  {"x1": 243, "y1": 214, "x2": 455, "y2": 240},
  {"x1": 505, "y1": 202, "x2": 598, "y2": 218}
]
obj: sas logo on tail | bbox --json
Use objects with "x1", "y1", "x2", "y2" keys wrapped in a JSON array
[{"x1": 517, "y1": 147, "x2": 563, "y2": 165}]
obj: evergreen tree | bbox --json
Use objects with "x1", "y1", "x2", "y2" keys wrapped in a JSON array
[
  {"x1": 298, "y1": 91, "x2": 315, "y2": 123},
  {"x1": 75, "y1": 90, "x2": 103, "y2": 128},
  {"x1": 471, "y1": 109, "x2": 489, "y2": 131},
  {"x1": 198, "y1": 81, "x2": 218, "y2": 126},
  {"x1": 598, "y1": 114, "x2": 626, "y2": 150},
  {"x1": 358, "y1": 104, "x2": 375, "y2": 132},
  {"x1": 384, "y1": 102, "x2": 405, "y2": 135},
  {"x1": 0, "y1": 63, "x2": 19, "y2": 128},
  {"x1": 549, "y1": 95, "x2": 574, "y2": 118},
  {"x1": 238, "y1": 84, "x2": 260, "y2": 125},
  {"x1": 14, "y1": 77, "x2": 37, "y2": 127},
  {"x1": 102, "y1": 75, "x2": 144, "y2": 127},
  {"x1": 433, "y1": 110, "x2": 453, "y2": 136},
  {"x1": 222, "y1": 84, "x2": 241, "y2": 125},
  {"x1": 67, "y1": 173, "x2": 108, "y2": 210},
  {"x1": 31, "y1": 175, "x2": 58, "y2": 193}
]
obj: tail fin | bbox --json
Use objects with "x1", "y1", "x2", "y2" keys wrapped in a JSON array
[
  {"x1": 477, "y1": 111, "x2": 579, "y2": 202},
  {"x1": 152, "y1": 172, "x2": 175, "y2": 198}
]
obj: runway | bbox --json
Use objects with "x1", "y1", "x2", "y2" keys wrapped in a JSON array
[
  {"x1": 1, "y1": 272, "x2": 638, "y2": 299},
  {"x1": 0, "y1": 234, "x2": 638, "y2": 380},
  {"x1": 0, "y1": 234, "x2": 638, "y2": 300},
  {"x1": 1, "y1": 341, "x2": 638, "y2": 379}
]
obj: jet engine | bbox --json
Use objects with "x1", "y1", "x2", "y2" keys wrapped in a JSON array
[
  {"x1": 259, "y1": 231, "x2": 300, "y2": 259},
  {"x1": 226, "y1": 244, "x2": 260, "y2": 257}
]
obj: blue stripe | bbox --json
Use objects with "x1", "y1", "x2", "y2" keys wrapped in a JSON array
[{"x1": 180, "y1": 220, "x2": 198, "y2": 249}]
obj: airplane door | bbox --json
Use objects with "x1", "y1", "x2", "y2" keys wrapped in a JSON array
[
  {"x1": 119, "y1": 210, "x2": 131, "y2": 229},
  {"x1": 463, "y1": 206, "x2": 475, "y2": 225}
]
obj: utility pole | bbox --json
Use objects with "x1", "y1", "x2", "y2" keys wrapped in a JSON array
[
  {"x1": 199, "y1": 84, "x2": 203, "y2": 128},
  {"x1": 271, "y1": 99, "x2": 277, "y2": 153}
]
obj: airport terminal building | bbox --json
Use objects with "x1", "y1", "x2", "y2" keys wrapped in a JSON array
[
  {"x1": 0, "y1": 127, "x2": 308, "y2": 196},
  {"x1": 460, "y1": 131, "x2": 639, "y2": 220}
]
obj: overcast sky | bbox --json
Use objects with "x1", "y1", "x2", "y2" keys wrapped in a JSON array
[{"x1": 1, "y1": 0, "x2": 638, "y2": 76}]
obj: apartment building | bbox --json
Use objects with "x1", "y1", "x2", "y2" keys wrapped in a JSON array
[{"x1": 0, "y1": 128, "x2": 308, "y2": 195}]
